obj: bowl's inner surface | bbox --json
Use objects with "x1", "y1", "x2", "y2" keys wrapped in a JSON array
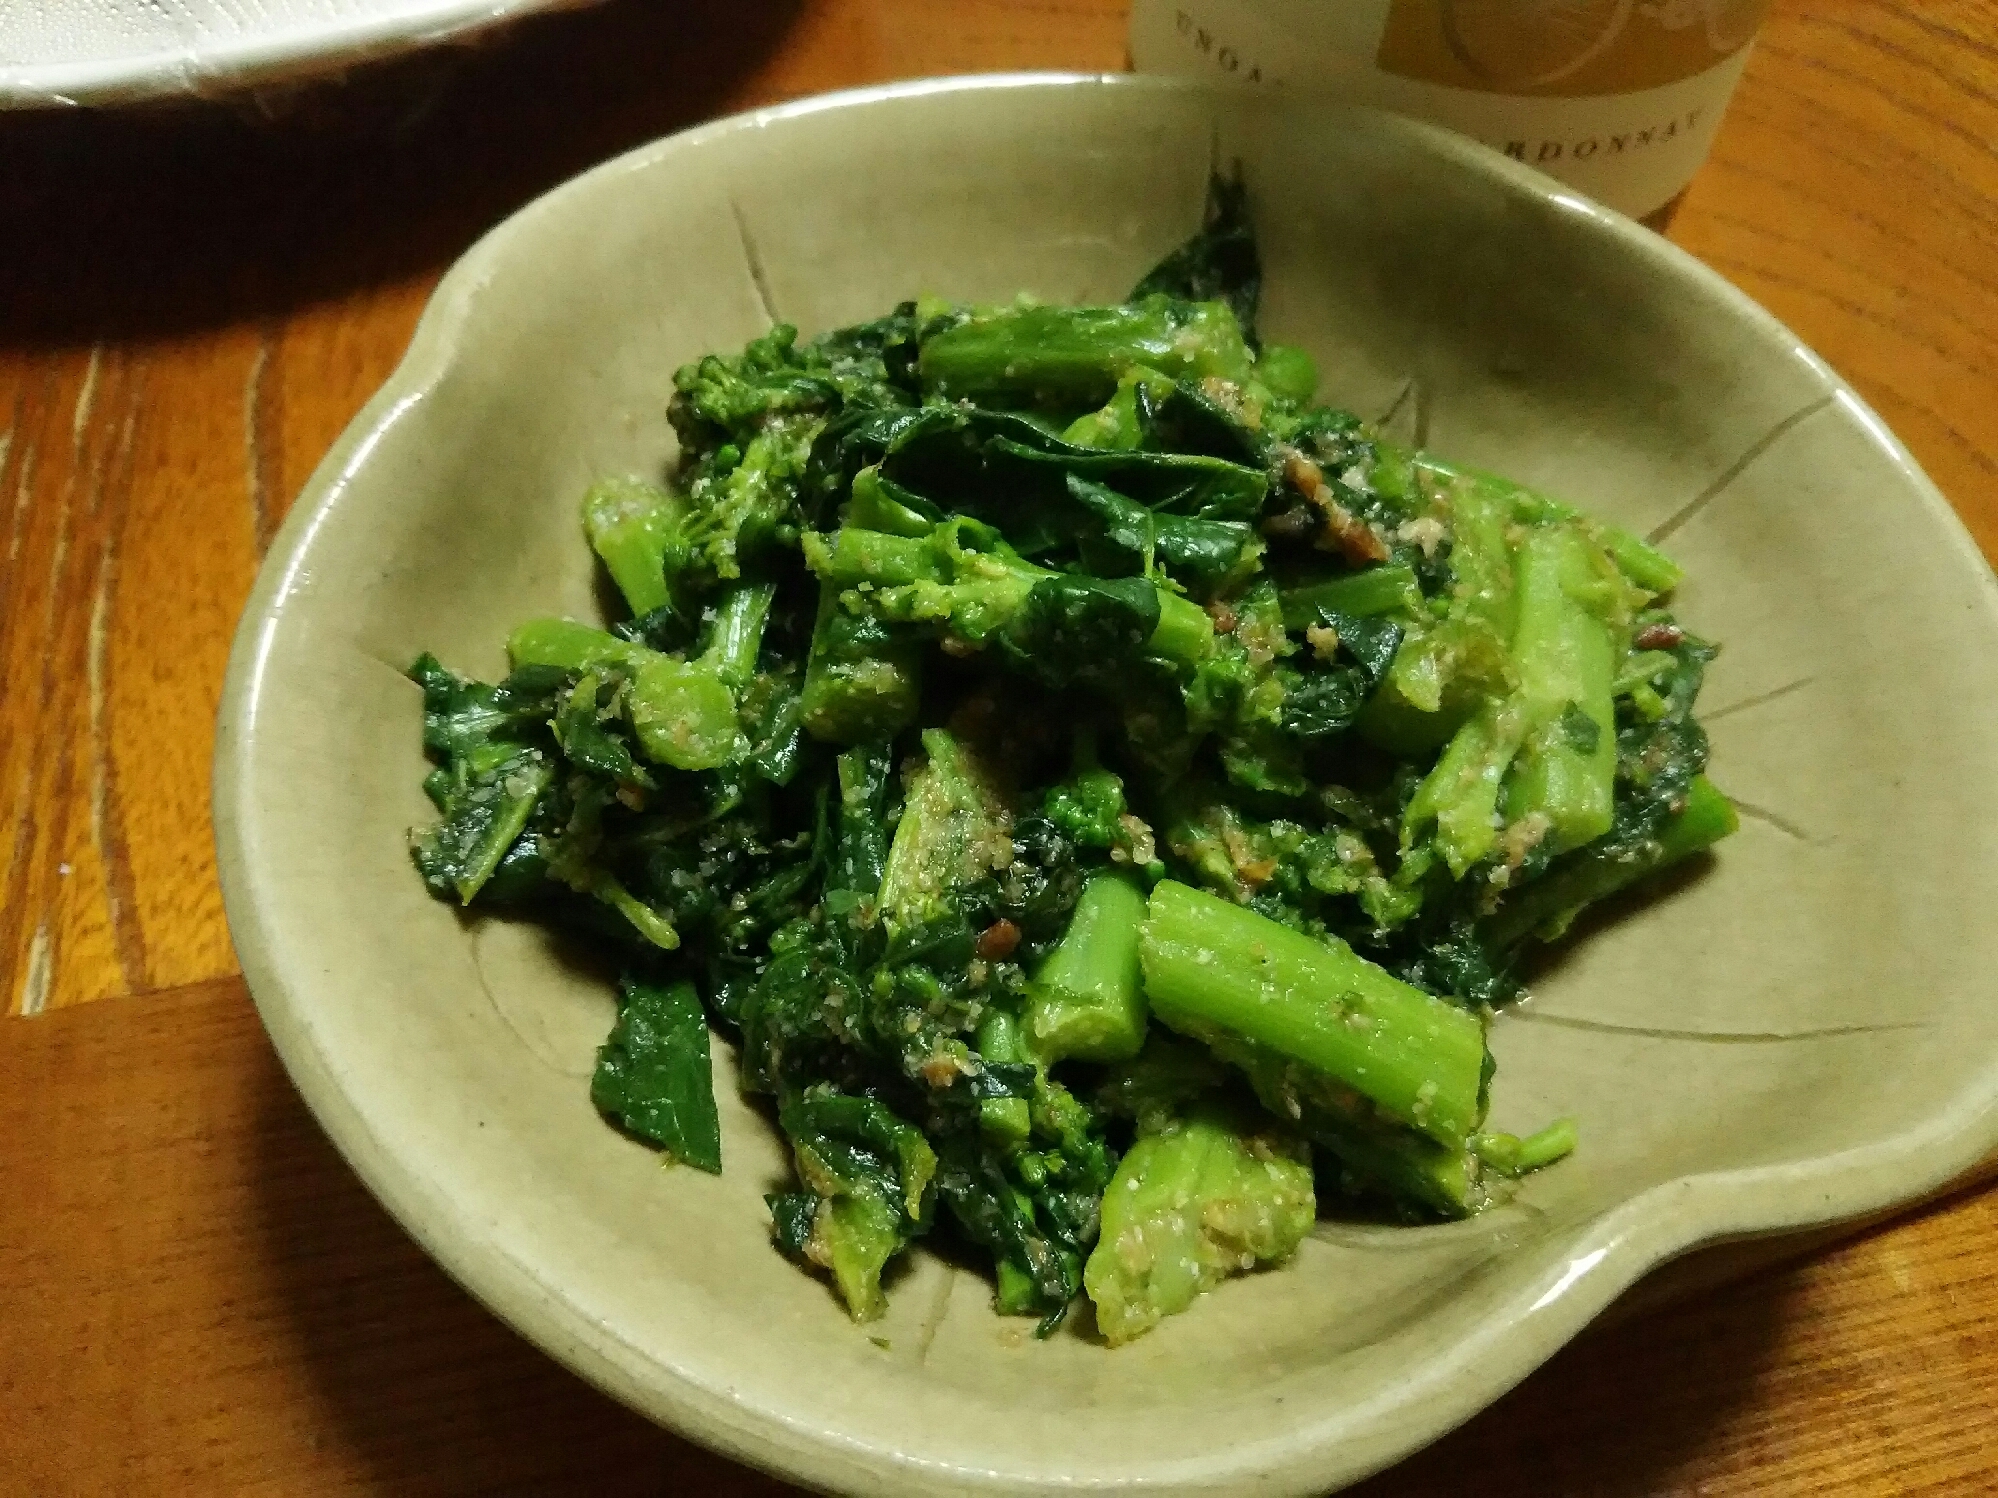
[{"x1": 224, "y1": 79, "x2": 1998, "y2": 1494}]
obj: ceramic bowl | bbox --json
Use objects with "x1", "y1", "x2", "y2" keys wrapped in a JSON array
[
  {"x1": 214, "y1": 74, "x2": 1998, "y2": 1496},
  {"x1": 0, "y1": 1, "x2": 598, "y2": 108}
]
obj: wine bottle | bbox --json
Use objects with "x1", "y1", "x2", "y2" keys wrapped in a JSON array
[{"x1": 1128, "y1": 0, "x2": 1768, "y2": 224}]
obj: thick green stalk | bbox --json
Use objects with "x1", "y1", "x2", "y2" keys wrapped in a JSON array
[
  {"x1": 1138, "y1": 881, "x2": 1489, "y2": 1148},
  {"x1": 804, "y1": 525, "x2": 948, "y2": 589},
  {"x1": 1142, "y1": 1010, "x2": 1486, "y2": 1222},
  {"x1": 1164, "y1": 1020, "x2": 1484, "y2": 1217},
  {"x1": 1502, "y1": 526, "x2": 1618, "y2": 852},
  {"x1": 1309, "y1": 1109, "x2": 1483, "y2": 1217},
  {"x1": 1026, "y1": 872, "x2": 1149, "y2": 1063},
  {"x1": 1446, "y1": 468, "x2": 1521, "y2": 643}
]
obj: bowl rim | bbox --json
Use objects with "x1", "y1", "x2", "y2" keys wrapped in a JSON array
[
  {"x1": 213, "y1": 70, "x2": 1998, "y2": 1496},
  {"x1": 0, "y1": 0, "x2": 595, "y2": 110}
]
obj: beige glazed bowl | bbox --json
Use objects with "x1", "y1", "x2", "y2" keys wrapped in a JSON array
[{"x1": 215, "y1": 75, "x2": 1998, "y2": 1496}]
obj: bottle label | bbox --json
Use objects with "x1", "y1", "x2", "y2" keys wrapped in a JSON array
[
  {"x1": 1130, "y1": 0, "x2": 1765, "y2": 219},
  {"x1": 1377, "y1": 0, "x2": 1768, "y2": 98}
]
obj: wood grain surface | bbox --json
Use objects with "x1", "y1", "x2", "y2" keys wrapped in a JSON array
[{"x1": 3, "y1": 1, "x2": 1995, "y2": 1492}]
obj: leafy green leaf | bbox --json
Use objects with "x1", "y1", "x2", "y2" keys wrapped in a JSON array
[
  {"x1": 591, "y1": 978, "x2": 722, "y2": 1172},
  {"x1": 1128, "y1": 169, "x2": 1262, "y2": 344}
]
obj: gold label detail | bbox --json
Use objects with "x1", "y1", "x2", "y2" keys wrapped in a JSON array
[{"x1": 1378, "y1": 0, "x2": 1768, "y2": 97}]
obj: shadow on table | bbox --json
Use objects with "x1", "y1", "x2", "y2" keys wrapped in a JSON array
[
  {"x1": 0, "y1": 0, "x2": 805, "y2": 346},
  {"x1": 247, "y1": 1045, "x2": 799, "y2": 1496}
]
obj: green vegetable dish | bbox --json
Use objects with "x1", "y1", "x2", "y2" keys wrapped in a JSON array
[{"x1": 406, "y1": 177, "x2": 1735, "y2": 1345}]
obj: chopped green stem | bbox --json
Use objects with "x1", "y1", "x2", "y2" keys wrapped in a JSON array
[
  {"x1": 1143, "y1": 1014, "x2": 1482, "y2": 1215},
  {"x1": 582, "y1": 477, "x2": 687, "y2": 618},
  {"x1": 1151, "y1": 588, "x2": 1217, "y2": 667},
  {"x1": 977, "y1": 1007, "x2": 1026, "y2": 1063},
  {"x1": 919, "y1": 298, "x2": 1256, "y2": 409},
  {"x1": 1308, "y1": 1110, "x2": 1482, "y2": 1218},
  {"x1": 1600, "y1": 528, "x2": 1683, "y2": 594},
  {"x1": 699, "y1": 580, "x2": 777, "y2": 687},
  {"x1": 1061, "y1": 366, "x2": 1173, "y2": 449},
  {"x1": 512, "y1": 584, "x2": 772, "y2": 773},
  {"x1": 1613, "y1": 650, "x2": 1680, "y2": 696},
  {"x1": 828, "y1": 742, "x2": 895, "y2": 899},
  {"x1": 1403, "y1": 698, "x2": 1526, "y2": 877},
  {"x1": 1138, "y1": 881, "x2": 1489, "y2": 1148},
  {"x1": 629, "y1": 657, "x2": 741, "y2": 771},
  {"x1": 977, "y1": 1096, "x2": 1032, "y2": 1147},
  {"x1": 1353, "y1": 465, "x2": 1516, "y2": 754},
  {"x1": 1027, "y1": 872, "x2": 1149, "y2": 1063},
  {"x1": 808, "y1": 520, "x2": 1215, "y2": 675},
  {"x1": 1472, "y1": 1117, "x2": 1578, "y2": 1178},
  {"x1": 1279, "y1": 563, "x2": 1423, "y2": 627},
  {"x1": 590, "y1": 872, "x2": 681, "y2": 949},
  {"x1": 1444, "y1": 469, "x2": 1520, "y2": 642},
  {"x1": 1501, "y1": 526, "x2": 1617, "y2": 852},
  {"x1": 1416, "y1": 453, "x2": 1682, "y2": 595},
  {"x1": 1629, "y1": 764, "x2": 1738, "y2": 873},
  {"x1": 1256, "y1": 344, "x2": 1318, "y2": 405},
  {"x1": 799, "y1": 582, "x2": 923, "y2": 744},
  {"x1": 507, "y1": 617, "x2": 651, "y2": 675},
  {"x1": 878, "y1": 729, "x2": 1011, "y2": 938},
  {"x1": 804, "y1": 524, "x2": 1036, "y2": 644},
  {"x1": 846, "y1": 466, "x2": 940, "y2": 537},
  {"x1": 1084, "y1": 1100, "x2": 1314, "y2": 1345},
  {"x1": 805, "y1": 525, "x2": 948, "y2": 588},
  {"x1": 970, "y1": 1010, "x2": 1035, "y2": 1143}
]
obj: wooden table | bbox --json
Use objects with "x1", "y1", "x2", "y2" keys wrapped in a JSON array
[{"x1": 4, "y1": 2, "x2": 1995, "y2": 1491}]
